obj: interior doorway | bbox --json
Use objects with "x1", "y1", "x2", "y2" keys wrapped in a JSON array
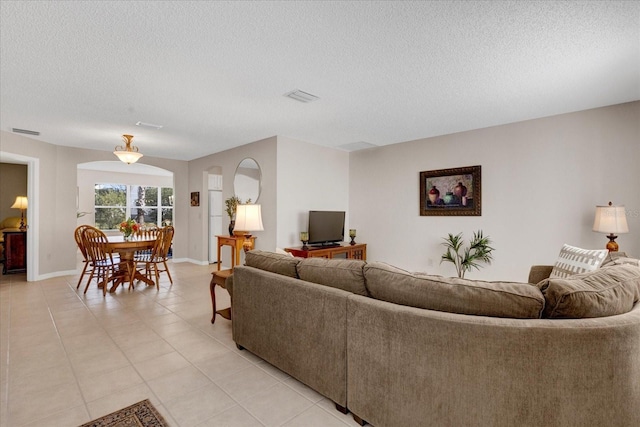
[{"x1": 0, "y1": 152, "x2": 39, "y2": 281}]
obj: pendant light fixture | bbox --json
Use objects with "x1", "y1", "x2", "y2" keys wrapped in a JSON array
[{"x1": 114, "y1": 134, "x2": 143, "y2": 164}]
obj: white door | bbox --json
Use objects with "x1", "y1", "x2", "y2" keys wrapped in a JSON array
[{"x1": 209, "y1": 190, "x2": 223, "y2": 263}]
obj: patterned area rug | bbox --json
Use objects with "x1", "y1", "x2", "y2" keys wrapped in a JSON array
[{"x1": 79, "y1": 399, "x2": 168, "y2": 427}]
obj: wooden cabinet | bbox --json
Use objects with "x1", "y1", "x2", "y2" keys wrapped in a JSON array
[
  {"x1": 2, "y1": 231, "x2": 27, "y2": 274},
  {"x1": 285, "y1": 243, "x2": 366, "y2": 260}
]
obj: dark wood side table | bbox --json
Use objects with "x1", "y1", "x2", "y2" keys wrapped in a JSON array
[
  {"x1": 210, "y1": 269, "x2": 233, "y2": 323},
  {"x1": 285, "y1": 242, "x2": 366, "y2": 260},
  {"x1": 2, "y1": 231, "x2": 27, "y2": 274}
]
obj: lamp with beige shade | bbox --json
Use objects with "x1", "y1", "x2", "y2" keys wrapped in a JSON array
[
  {"x1": 593, "y1": 201, "x2": 629, "y2": 252},
  {"x1": 10, "y1": 196, "x2": 28, "y2": 231},
  {"x1": 233, "y1": 204, "x2": 264, "y2": 252}
]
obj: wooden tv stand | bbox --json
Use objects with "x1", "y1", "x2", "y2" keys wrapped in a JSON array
[{"x1": 285, "y1": 243, "x2": 366, "y2": 260}]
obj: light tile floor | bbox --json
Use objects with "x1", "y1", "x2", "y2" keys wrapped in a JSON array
[{"x1": 0, "y1": 262, "x2": 363, "y2": 427}]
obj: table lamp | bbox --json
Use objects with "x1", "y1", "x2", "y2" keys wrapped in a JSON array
[
  {"x1": 592, "y1": 201, "x2": 629, "y2": 252},
  {"x1": 234, "y1": 204, "x2": 264, "y2": 252},
  {"x1": 11, "y1": 196, "x2": 28, "y2": 231}
]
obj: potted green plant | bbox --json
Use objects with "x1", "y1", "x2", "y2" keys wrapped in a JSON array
[
  {"x1": 440, "y1": 230, "x2": 494, "y2": 278},
  {"x1": 224, "y1": 196, "x2": 251, "y2": 235}
]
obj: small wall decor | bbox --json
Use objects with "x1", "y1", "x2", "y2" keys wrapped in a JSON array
[
  {"x1": 420, "y1": 165, "x2": 481, "y2": 216},
  {"x1": 190, "y1": 191, "x2": 200, "y2": 207}
]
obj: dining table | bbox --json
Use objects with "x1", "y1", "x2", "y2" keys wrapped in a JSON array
[{"x1": 106, "y1": 235, "x2": 156, "y2": 292}]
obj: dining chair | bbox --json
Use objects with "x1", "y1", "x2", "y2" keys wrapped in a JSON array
[
  {"x1": 134, "y1": 224, "x2": 160, "y2": 258},
  {"x1": 74, "y1": 225, "x2": 94, "y2": 289},
  {"x1": 133, "y1": 226, "x2": 174, "y2": 289},
  {"x1": 81, "y1": 226, "x2": 124, "y2": 296},
  {"x1": 135, "y1": 224, "x2": 159, "y2": 239}
]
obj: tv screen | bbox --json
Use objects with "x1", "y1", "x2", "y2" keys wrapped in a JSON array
[{"x1": 308, "y1": 211, "x2": 345, "y2": 245}]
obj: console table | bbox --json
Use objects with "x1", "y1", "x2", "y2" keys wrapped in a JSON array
[
  {"x1": 2, "y1": 231, "x2": 27, "y2": 274},
  {"x1": 285, "y1": 243, "x2": 366, "y2": 260}
]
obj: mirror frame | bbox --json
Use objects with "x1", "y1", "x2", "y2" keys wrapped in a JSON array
[{"x1": 233, "y1": 157, "x2": 262, "y2": 203}]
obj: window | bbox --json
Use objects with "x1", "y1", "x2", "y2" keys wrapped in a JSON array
[
  {"x1": 95, "y1": 184, "x2": 126, "y2": 230},
  {"x1": 94, "y1": 184, "x2": 173, "y2": 230}
]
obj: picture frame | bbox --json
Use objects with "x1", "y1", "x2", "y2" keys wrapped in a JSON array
[
  {"x1": 190, "y1": 191, "x2": 200, "y2": 207},
  {"x1": 420, "y1": 165, "x2": 481, "y2": 216}
]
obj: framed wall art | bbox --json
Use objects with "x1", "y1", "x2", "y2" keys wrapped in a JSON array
[
  {"x1": 420, "y1": 165, "x2": 481, "y2": 216},
  {"x1": 190, "y1": 191, "x2": 200, "y2": 207}
]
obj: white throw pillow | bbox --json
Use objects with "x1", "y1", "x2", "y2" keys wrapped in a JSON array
[
  {"x1": 549, "y1": 244, "x2": 608, "y2": 278},
  {"x1": 275, "y1": 247, "x2": 294, "y2": 257}
]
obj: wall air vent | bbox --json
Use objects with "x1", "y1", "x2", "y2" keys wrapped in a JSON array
[
  {"x1": 12, "y1": 128, "x2": 40, "y2": 136},
  {"x1": 284, "y1": 89, "x2": 319, "y2": 103}
]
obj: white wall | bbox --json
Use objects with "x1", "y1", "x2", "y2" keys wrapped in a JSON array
[
  {"x1": 276, "y1": 136, "x2": 350, "y2": 248},
  {"x1": 350, "y1": 102, "x2": 640, "y2": 281},
  {"x1": 76, "y1": 167, "x2": 174, "y2": 231}
]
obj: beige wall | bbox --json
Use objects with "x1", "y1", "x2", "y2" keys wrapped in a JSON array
[
  {"x1": 187, "y1": 137, "x2": 278, "y2": 267},
  {"x1": 185, "y1": 135, "x2": 351, "y2": 266},
  {"x1": 276, "y1": 136, "x2": 350, "y2": 248},
  {"x1": 2, "y1": 101, "x2": 637, "y2": 280},
  {"x1": 0, "y1": 163, "x2": 27, "y2": 221},
  {"x1": 350, "y1": 101, "x2": 640, "y2": 281},
  {"x1": 0, "y1": 131, "x2": 189, "y2": 279}
]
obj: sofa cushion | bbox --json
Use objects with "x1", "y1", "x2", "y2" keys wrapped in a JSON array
[
  {"x1": 549, "y1": 244, "x2": 608, "y2": 278},
  {"x1": 538, "y1": 264, "x2": 640, "y2": 318},
  {"x1": 610, "y1": 257, "x2": 640, "y2": 267},
  {"x1": 600, "y1": 251, "x2": 629, "y2": 267},
  {"x1": 297, "y1": 257, "x2": 367, "y2": 296},
  {"x1": 245, "y1": 250, "x2": 300, "y2": 278},
  {"x1": 363, "y1": 262, "x2": 545, "y2": 319}
]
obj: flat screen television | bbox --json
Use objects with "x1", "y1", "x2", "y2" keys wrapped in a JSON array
[{"x1": 308, "y1": 210, "x2": 345, "y2": 246}]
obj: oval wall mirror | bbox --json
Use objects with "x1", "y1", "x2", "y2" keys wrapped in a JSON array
[{"x1": 233, "y1": 157, "x2": 261, "y2": 203}]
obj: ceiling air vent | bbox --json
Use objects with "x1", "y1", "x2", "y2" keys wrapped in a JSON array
[
  {"x1": 284, "y1": 89, "x2": 319, "y2": 103},
  {"x1": 136, "y1": 121, "x2": 163, "y2": 130},
  {"x1": 12, "y1": 128, "x2": 40, "y2": 136},
  {"x1": 337, "y1": 141, "x2": 378, "y2": 152}
]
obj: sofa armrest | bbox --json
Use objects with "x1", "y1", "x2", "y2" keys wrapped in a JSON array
[{"x1": 528, "y1": 265, "x2": 553, "y2": 284}]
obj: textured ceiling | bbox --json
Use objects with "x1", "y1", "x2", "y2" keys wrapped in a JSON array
[{"x1": 1, "y1": 1, "x2": 638, "y2": 161}]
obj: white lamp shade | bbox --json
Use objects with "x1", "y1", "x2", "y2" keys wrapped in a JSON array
[
  {"x1": 593, "y1": 204, "x2": 629, "y2": 234},
  {"x1": 114, "y1": 150, "x2": 143, "y2": 164},
  {"x1": 235, "y1": 204, "x2": 264, "y2": 232},
  {"x1": 11, "y1": 196, "x2": 28, "y2": 210}
]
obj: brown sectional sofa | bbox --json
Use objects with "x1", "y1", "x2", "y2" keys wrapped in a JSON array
[{"x1": 229, "y1": 251, "x2": 640, "y2": 427}]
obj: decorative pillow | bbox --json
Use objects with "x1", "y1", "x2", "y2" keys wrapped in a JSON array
[
  {"x1": 275, "y1": 247, "x2": 294, "y2": 257},
  {"x1": 297, "y1": 257, "x2": 368, "y2": 296},
  {"x1": 549, "y1": 244, "x2": 608, "y2": 278},
  {"x1": 245, "y1": 250, "x2": 300, "y2": 278},
  {"x1": 538, "y1": 264, "x2": 640, "y2": 318},
  {"x1": 0, "y1": 217, "x2": 23, "y2": 229},
  {"x1": 363, "y1": 262, "x2": 545, "y2": 319}
]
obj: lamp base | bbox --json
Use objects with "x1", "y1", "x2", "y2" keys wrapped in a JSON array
[
  {"x1": 19, "y1": 212, "x2": 26, "y2": 232},
  {"x1": 242, "y1": 234, "x2": 253, "y2": 253},
  {"x1": 605, "y1": 233, "x2": 619, "y2": 252}
]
